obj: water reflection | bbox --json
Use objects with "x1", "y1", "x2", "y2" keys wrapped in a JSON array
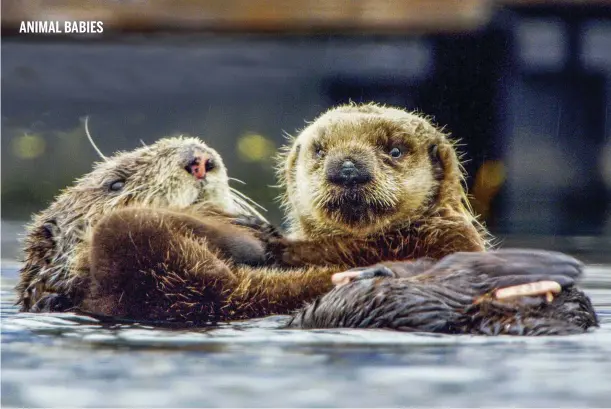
[{"x1": 2, "y1": 261, "x2": 611, "y2": 407}]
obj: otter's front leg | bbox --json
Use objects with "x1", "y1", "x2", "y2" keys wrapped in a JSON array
[
  {"x1": 289, "y1": 249, "x2": 596, "y2": 335},
  {"x1": 264, "y1": 232, "x2": 420, "y2": 269},
  {"x1": 332, "y1": 249, "x2": 583, "y2": 291},
  {"x1": 81, "y1": 208, "x2": 241, "y2": 325}
]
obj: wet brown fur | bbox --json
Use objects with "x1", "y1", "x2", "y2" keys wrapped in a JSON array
[
  {"x1": 18, "y1": 105, "x2": 598, "y2": 335},
  {"x1": 81, "y1": 207, "x2": 337, "y2": 324},
  {"x1": 16, "y1": 135, "x2": 257, "y2": 312},
  {"x1": 289, "y1": 250, "x2": 598, "y2": 335}
]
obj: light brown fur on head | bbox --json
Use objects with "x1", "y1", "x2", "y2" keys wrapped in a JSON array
[
  {"x1": 17, "y1": 135, "x2": 259, "y2": 311},
  {"x1": 278, "y1": 102, "x2": 485, "y2": 242}
]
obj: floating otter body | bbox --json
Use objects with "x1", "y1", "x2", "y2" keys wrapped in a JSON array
[
  {"x1": 289, "y1": 251, "x2": 598, "y2": 335},
  {"x1": 262, "y1": 102, "x2": 597, "y2": 334},
  {"x1": 82, "y1": 206, "x2": 596, "y2": 332},
  {"x1": 17, "y1": 107, "x2": 598, "y2": 334},
  {"x1": 16, "y1": 134, "x2": 268, "y2": 313},
  {"x1": 82, "y1": 206, "x2": 338, "y2": 323}
]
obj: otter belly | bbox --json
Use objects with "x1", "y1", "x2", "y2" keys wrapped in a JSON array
[{"x1": 288, "y1": 279, "x2": 599, "y2": 336}]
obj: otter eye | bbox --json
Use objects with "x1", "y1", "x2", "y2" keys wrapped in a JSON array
[
  {"x1": 314, "y1": 147, "x2": 325, "y2": 159},
  {"x1": 389, "y1": 147, "x2": 402, "y2": 159},
  {"x1": 109, "y1": 180, "x2": 125, "y2": 192}
]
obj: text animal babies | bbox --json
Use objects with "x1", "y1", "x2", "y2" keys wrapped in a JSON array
[{"x1": 19, "y1": 21, "x2": 104, "y2": 34}]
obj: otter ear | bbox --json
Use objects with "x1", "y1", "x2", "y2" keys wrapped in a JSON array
[
  {"x1": 431, "y1": 140, "x2": 461, "y2": 176},
  {"x1": 42, "y1": 220, "x2": 60, "y2": 241},
  {"x1": 430, "y1": 139, "x2": 465, "y2": 209},
  {"x1": 428, "y1": 144, "x2": 440, "y2": 170},
  {"x1": 282, "y1": 143, "x2": 300, "y2": 185},
  {"x1": 428, "y1": 143, "x2": 444, "y2": 182}
]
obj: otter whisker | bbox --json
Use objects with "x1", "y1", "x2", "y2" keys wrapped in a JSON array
[
  {"x1": 228, "y1": 177, "x2": 246, "y2": 185},
  {"x1": 230, "y1": 191, "x2": 268, "y2": 222},
  {"x1": 229, "y1": 187, "x2": 267, "y2": 212},
  {"x1": 232, "y1": 196, "x2": 267, "y2": 218},
  {"x1": 83, "y1": 116, "x2": 108, "y2": 162}
]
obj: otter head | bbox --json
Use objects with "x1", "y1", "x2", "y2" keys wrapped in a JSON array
[
  {"x1": 47, "y1": 135, "x2": 237, "y2": 229},
  {"x1": 279, "y1": 103, "x2": 471, "y2": 238},
  {"x1": 18, "y1": 135, "x2": 261, "y2": 308}
]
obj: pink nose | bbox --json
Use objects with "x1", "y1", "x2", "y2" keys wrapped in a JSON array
[{"x1": 185, "y1": 154, "x2": 215, "y2": 179}]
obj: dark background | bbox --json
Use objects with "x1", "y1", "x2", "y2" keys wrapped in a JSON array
[{"x1": 2, "y1": 1, "x2": 610, "y2": 259}]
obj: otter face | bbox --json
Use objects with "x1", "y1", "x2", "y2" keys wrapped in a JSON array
[
  {"x1": 44, "y1": 135, "x2": 238, "y2": 257},
  {"x1": 77, "y1": 136, "x2": 234, "y2": 214},
  {"x1": 282, "y1": 104, "x2": 458, "y2": 237}
]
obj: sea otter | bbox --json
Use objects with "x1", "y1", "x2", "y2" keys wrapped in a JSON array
[
  {"x1": 263, "y1": 102, "x2": 489, "y2": 268},
  {"x1": 255, "y1": 102, "x2": 597, "y2": 334},
  {"x1": 79, "y1": 103, "x2": 597, "y2": 333},
  {"x1": 15, "y1": 131, "x2": 269, "y2": 313}
]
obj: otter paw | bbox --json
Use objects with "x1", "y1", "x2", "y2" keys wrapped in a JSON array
[
  {"x1": 232, "y1": 215, "x2": 266, "y2": 229},
  {"x1": 494, "y1": 280, "x2": 562, "y2": 302},
  {"x1": 332, "y1": 265, "x2": 396, "y2": 287},
  {"x1": 232, "y1": 216, "x2": 283, "y2": 240}
]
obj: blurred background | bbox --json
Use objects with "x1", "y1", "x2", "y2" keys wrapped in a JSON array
[{"x1": 2, "y1": 0, "x2": 610, "y2": 261}]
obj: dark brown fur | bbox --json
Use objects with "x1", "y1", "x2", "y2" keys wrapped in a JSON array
[
  {"x1": 82, "y1": 207, "x2": 597, "y2": 333},
  {"x1": 17, "y1": 135, "x2": 264, "y2": 313},
  {"x1": 289, "y1": 249, "x2": 598, "y2": 335},
  {"x1": 81, "y1": 207, "x2": 337, "y2": 324}
]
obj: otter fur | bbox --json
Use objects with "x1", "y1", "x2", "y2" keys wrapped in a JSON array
[
  {"x1": 18, "y1": 105, "x2": 598, "y2": 335},
  {"x1": 82, "y1": 207, "x2": 337, "y2": 324},
  {"x1": 289, "y1": 250, "x2": 598, "y2": 335},
  {"x1": 265, "y1": 102, "x2": 489, "y2": 269},
  {"x1": 16, "y1": 135, "x2": 268, "y2": 313}
]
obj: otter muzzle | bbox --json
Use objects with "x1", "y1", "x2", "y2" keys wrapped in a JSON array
[
  {"x1": 185, "y1": 153, "x2": 216, "y2": 180},
  {"x1": 326, "y1": 158, "x2": 372, "y2": 187}
]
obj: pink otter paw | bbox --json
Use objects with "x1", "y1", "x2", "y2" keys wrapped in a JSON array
[{"x1": 494, "y1": 280, "x2": 562, "y2": 302}]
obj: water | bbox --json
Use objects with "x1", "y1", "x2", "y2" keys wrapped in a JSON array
[{"x1": 2, "y1": 260, "x2": 611, "y2": 408}]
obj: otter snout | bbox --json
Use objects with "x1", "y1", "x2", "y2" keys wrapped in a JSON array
[
  {"x1": 185, "y1": 152, "x2": 216, "y2": 180},
  {"x1": 326, "y1": 158, "x2": 372, "y2": 187}
]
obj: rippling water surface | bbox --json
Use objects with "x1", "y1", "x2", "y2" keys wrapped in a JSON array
[{"x1": 2, "y1": 260, "x2": 611, "y2": 407}]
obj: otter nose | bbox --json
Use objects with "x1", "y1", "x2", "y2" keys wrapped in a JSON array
[
  {"x1": 327, "y1": 159, "x2": 372, "y2": 187},
  {"x1": 185, "y1": 154, "x2": 216, "y2": 180}
]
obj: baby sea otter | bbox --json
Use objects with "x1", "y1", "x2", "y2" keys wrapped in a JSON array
[
  {"x1": 16, "y1": 132, "x2": 267, "y2": 313},
  {"x1": 265, "y1": 102, "x2": 489, "y2": 268}
]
